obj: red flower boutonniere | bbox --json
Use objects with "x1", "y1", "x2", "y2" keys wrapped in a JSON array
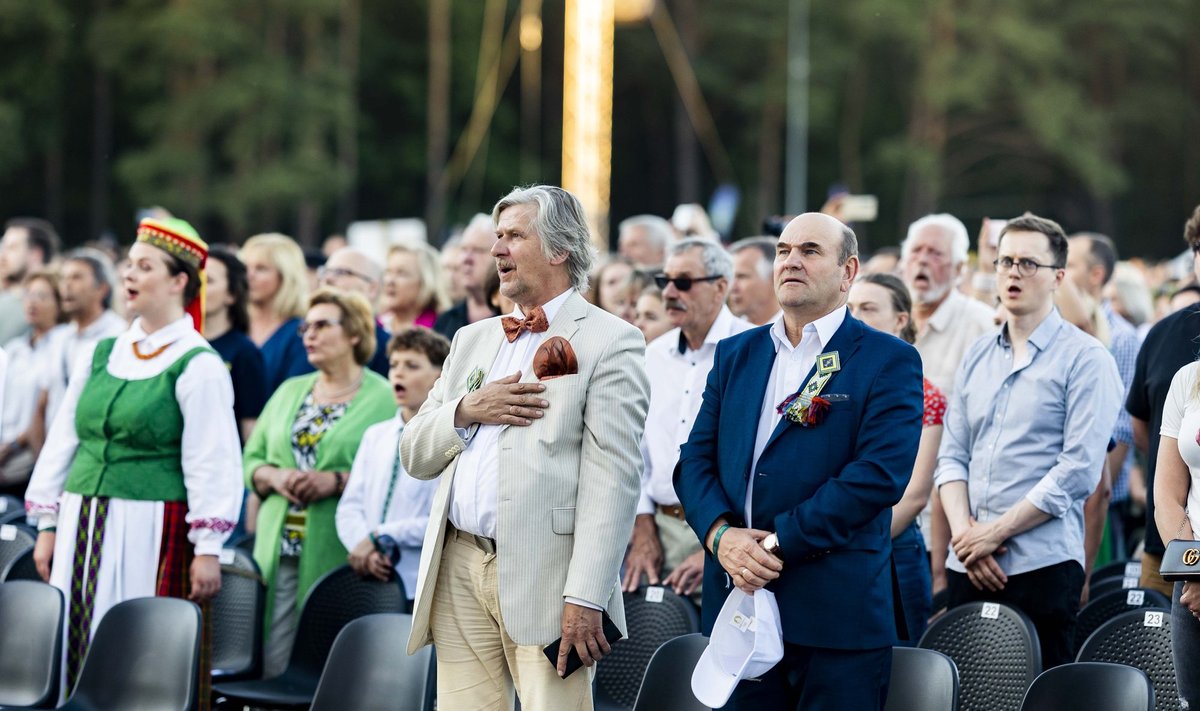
[
  {"x1": 805, "y1": 396, "x2": 830, "y2": 427},
  {"x1": 776, "y1": 350, "x2": 841, "y2": 428},
  {"x1": 777, "y1": 394, "x2": 832, "y2": 428}
]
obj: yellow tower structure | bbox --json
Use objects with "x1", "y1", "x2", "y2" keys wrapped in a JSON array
[{"x1": 561, "y1": 0, "x2": 615, "y2": 250}]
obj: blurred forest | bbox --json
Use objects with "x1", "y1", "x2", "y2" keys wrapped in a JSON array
[{"x1": 0, "y1": 0, "x2": 1198, "y2": 257}]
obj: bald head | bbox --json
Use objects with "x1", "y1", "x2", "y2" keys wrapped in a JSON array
[
  {"x1": 773, "y1": 213, "x2": 859, "y2": 323},
  {"x1": 322, "y1": 247, "x2": 382, "y2": 303},
  {"x1": 782, "y1": 213, "x2": 858, "y2": 264}
]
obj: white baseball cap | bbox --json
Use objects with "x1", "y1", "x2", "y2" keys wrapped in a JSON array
[{"x1": 691, "y1": 588, "x2": 784, "y2": 708}]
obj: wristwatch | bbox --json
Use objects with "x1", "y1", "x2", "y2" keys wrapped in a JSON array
[{"x1": 762, "y1": 533, "x2": 781, "y2": 556}]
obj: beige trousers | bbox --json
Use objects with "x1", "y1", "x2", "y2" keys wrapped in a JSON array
[
  {"x1": 655, "y1": 510, "x2": 703, "y2": 601},
  {"x1": 429, "y1": 529, "x2": 594, "y2": 711}
]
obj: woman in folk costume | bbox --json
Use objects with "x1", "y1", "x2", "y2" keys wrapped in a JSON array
[{"x1": 25, "y1": 217, "x2": 242, "y2": 707}]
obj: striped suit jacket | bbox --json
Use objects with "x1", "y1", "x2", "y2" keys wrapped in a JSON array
[{"x1": 401, "y1": 290, "x2": 650, "y2": 651}]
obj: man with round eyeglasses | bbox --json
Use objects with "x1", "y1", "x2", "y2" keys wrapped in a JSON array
[
  {"x1": 622, "y1": 238, "x2": 752, "y2": 601},
  {"x1": 935, "y1": 212, "x2": 1123, "y2": 668}
]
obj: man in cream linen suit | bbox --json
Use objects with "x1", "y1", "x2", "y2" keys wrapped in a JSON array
[{"x1": 401, "y1": 185, "x2": 650, "y2": 711}]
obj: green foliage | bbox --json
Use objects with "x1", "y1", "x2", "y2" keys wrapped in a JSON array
[{"x1": 0, "y1": 0, "x2": 1195, "y2": 256}]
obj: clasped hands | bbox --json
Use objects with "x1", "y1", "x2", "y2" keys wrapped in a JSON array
[
  {"x1": 952, "y1": 517, "x2": 1009, "y2": 591},
  {"x1": 266, "y1": 466, "x2": 339, "y2": 505},
  {"x1": 454, "y1": 371, "x2": 549, "y2": 429},
  {"x1": 713, "y1": 526, "x2": 783, "y2": 594},
  {"x1": 348, "y1": 537, "x2": 393, "y2": 581},
  {"x1": 621, "y1": 515, "x2": 705, "y2": 595}
]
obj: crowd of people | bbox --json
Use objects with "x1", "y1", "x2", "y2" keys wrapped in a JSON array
[{"x1": 1, "y1": 188, "x2": 1200, "y2": 709}]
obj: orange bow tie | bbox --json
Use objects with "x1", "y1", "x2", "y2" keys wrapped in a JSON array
[{"x1": 501, "y1": 306, "x2": 549, "y2": 343}]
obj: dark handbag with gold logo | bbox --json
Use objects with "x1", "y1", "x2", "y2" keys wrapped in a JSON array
[{"x1": 1160, "y1": 538, "x2": 1200, "y2": 581}]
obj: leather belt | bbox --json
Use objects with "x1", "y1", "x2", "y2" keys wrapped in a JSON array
[
  {"x1": 451, "y1": 526, "x2": 496, "y2": 555},
  {"x1": 657, "y1": 503, "x2": 686, "y2": 520}
]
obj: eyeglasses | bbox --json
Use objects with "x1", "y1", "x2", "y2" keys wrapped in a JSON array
[
  {"x1": 318, "y1": 266, "x2": 376, "y2": 284},
  {"x1": 298, "y1": 318, "x2": 342, "y2": 336},
  {"x1": 653, "y1": 274, "x2": 723, "y2": 291},
  {"x1": 993, "y1": 257, "x2": 1061, "y2": 277}
]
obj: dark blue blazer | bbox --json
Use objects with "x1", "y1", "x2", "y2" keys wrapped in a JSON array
[{"x1": 674, "y1": 313, "x2": 923, "y2": 649}]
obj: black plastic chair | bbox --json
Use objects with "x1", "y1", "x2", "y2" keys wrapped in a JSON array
[
  {"x1": 59, "y1": 596, "x2": 202, "y2": 711},
  {"x1": 1077, "y1": 608, "x2": 1177, "y2": 711},
  {"x1": 1074, "y1": 587, "x2": 1171, "y2": 651},
  {"x1": 884, "y1": 646, "x2": 959, "y2": 711},
  {"x1": 210, "y1": 548, "x2": 266, "y2": 682},
  {"x1": 1021, "y1": 661, "x2": 1154, "y2": 711},
  {"x1": 1, "y1": 546, "x2": 40, "y2": 582},
  {"x1": 213, "y1": 564, "x2": 405, "y2": 710},
  {"x1": 0, "y1": 581, "x2": 63, "y2": 708},
  {"x1": 231, "y1": 533, "x2": 255, "y2": 554},
  {"x1": 310, "y1": 613, "x2": 433, "y2": 711},
  {"x1": 594, "y1": 586, "x2": 700, "y2": 711},
  {"x1": 0, "y1": 523, "x2": 35, "y2": 579},
  {"x1": 1091, "y1": 559, "x2": 1141, "y2": 584},
  {"x1": 628, "y1": 632, "x2": 709, "y2": 711},
  {"x1": 1090, "y1": 574, "x2": 1140, "y2": 601},
  {"x1": 918, "y1": 601, "x2": 1041, "y2": 711},
  {"x1": 0, "y1": 494, "x2": 24, "y2": 523}
]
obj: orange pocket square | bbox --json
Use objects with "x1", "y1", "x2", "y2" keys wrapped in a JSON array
[{"x1": 534, "y1": 336, "x2": 579, "y2": 380}]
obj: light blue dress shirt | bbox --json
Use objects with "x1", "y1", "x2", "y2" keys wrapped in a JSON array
[{"x1": 934, "y1": 308, "x2": 1123, "y2": 576}]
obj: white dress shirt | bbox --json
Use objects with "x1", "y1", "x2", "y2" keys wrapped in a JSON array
[
  {"x1": 448, "y1": 288, "x2": 575, "y2": 540},
  {"x1": 0, "y1": 345, "x2": 6, "y2": 442},
  {"x1": 914, "y1": 290, "x2": 995, "y2": 396},
  {"x1": 639, "y1": 306, "x2": 753, "y2": 514},
  {"x1": 337, "y1": 412, "x2": 438, "y2": 599},
  {"x1": 1, "y1": 333, "x2": 53, "y2": 447},
  {"x1": 25, "y1": 315, "x2": 243, "y2": 554},
  {"x1": 40, "y1": 310, "x2": 127, "y2": 425},
  {"x1": 746, "y1": 306, "x2": 846, "y2": 524}
]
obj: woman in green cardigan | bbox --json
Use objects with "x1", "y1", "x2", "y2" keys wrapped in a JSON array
[{"x1": 244, "y1": 288, "x2": 396, "y2": 675}]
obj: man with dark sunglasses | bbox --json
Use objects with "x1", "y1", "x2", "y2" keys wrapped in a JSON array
[{"x1": 623, "y1": 238, "x2": 752, "y2": 601}]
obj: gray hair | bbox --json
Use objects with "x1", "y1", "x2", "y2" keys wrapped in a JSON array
[
  {"x1": 1109, "y1": 262, "x2": 1153, "y2": 327},
  {"x1": 838, "y1": 223, "x2": 859, "y2": 265},
  {"x1": 618, "y1": 215, "x2": 673, "y2": 249},
  {"x1": 492, "y1": 185, "x2": 597, "y2": 292},
  {"x1": 66, "y1": 247, "x2": 117, "y2": 309},
  {"x1": 730, "y1": 236, "x2": 776, "y2": 280},
  {"x1": 669, "y1": 238, "x2": 733, "y2": 281},
  {"x1": 902, "y1": 213, "x2": 969, "y2": 265},
  {"x1": 462, "y1": 213, "x2": 494, "y2": 242}
]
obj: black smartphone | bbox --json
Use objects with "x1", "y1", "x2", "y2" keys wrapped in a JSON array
[{"x1": 542, "y1": 610, "x2": 624, "y2": 678}]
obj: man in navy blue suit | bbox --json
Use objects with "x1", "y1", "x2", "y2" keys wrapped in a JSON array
[{"x1": 675, "y1": 212, "x2": 924, "y2": 710}]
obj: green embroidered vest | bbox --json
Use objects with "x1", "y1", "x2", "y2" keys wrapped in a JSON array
[{"x1": 64, "y1": 337, "x2": 212, "y2": 501}]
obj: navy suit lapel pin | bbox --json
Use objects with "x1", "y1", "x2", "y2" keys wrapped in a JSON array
[{"x1": 777, "y1": 350, "x2": 841, "y2": 427}]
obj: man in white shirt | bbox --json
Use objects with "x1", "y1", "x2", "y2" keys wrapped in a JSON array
[
  {"x1": 0, "y1": 218, "x2": 59, "y2": 344},
  {"x1": 622, "y1": 238, "x2": 752, "y2": 598},
  {"x1": 39, "y1": 249, "x2": 126, "y2": 425},
  {"x1": 401, "y1": 185, "x2": 649, "y2": 710},
  {"x1": 675, "y1": 213, "x2": 923, "y2": 708},
  {"x1": 901, "y1": 214, "x2": 996, "y2": 397},
  {"x1": 901, "y1": 215, "x2": 997, "y2": 590}
]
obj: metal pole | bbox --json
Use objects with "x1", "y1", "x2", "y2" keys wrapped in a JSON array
[{"x1": 785, "y1": 0, "x2": 808, "y2": 214}]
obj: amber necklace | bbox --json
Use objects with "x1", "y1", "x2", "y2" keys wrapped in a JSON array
[{"x1": 132, "y1": 340, "x2": 173, "y2": 360}]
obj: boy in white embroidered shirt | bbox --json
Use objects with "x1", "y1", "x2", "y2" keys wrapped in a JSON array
[{"x1": 336, "y1": 328, "x2": 449, "y2": 604}]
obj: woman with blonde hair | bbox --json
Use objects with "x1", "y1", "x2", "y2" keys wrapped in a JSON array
[
  {"x1": 240, "y1": 233, "x2": 312, "y2": 393},
  {"x1": 244, "y1": 288, "x2": 396, "y2": 674},
  {"x1": 379, "y1": 242, "x2": 450, "y2": 333}
]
